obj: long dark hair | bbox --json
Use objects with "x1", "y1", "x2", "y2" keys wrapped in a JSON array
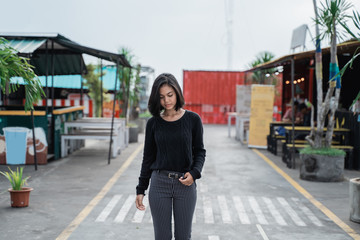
[{"x1": 148, "y1": 73, "x2": 185, "y2": 117}]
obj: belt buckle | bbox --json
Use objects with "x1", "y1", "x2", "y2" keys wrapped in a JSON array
[{"x1": 168, "y1": 173, "x2": 178, "y2": 179}]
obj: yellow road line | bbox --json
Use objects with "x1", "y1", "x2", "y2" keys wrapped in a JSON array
[
  {"x1": 56, "y1": 144, "x2": 144, "y2": 240},
  {"x1": 252, "y1": 149, "x2": 360, "y2": 240}
]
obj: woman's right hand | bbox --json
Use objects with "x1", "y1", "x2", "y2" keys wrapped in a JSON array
[{"x1": 135, "y1": 194, "x2": 145, "y2": 211}]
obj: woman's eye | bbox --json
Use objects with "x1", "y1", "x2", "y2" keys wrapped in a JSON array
[{"x1": 168, "y1": 95, "x2": 173, "y2": 97}]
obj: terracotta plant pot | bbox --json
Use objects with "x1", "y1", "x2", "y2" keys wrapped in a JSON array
[{"x1": 8, "y1": 187, "x2": 33, "y2": 208}]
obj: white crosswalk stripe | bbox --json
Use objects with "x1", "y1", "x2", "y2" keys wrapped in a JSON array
[
  {"x1": 217, "y1": 195, "x2": 232, "y2": 224},
  {"x1": 248, "y1": 196, "x2": 268, "y2": 225},
  {"x1": 292, "y1": 198, "x2": 323, "y2": 227},
  {"x1": 203, "y1": 195, "x2": 215, "y2": 224},
  {"x1": 233, "y1": 196, "x2": 251, "y2": 224},
  {"x1": 277, "y1": 197, "x2": 306, "y2": 226},
  {"x1": 208, "y1": 236, "x2": 220, "y2": 240},
  {"x1": 114, "y1": 194, "x2": 135, "y2": 223},
  {"x1": 262, "y1": 197, "x2": 287, "y2": 226},
  {"x1": 132, "y1": 195, "x2": 149, "y2": 223},
  {"x1": 95, "y1": 194, "x2": 324, "y2": 227},
  {"x1": 95, "y1": 195, "x2": 122, "y2": 222}
]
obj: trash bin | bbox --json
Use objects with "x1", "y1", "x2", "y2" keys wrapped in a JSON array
[{"x1": 3, "y1": 127, "x2": 29, "y2": 165}]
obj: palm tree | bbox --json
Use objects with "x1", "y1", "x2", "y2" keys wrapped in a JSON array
[
  {"x1": 306, "y1": 0, "x2": 352, "y2": 148},
  {"x1": 118, "y1": 47, "x2": 133, "y2": 118},
  {"x1": 249, "y1": 51, "x2": 275, "y2": 84},
  {"x1": 83, "y1": 64, "x2": 108, "y2": 117},
  {"x1": 339, "y1": 10, "x2": 360, "y2": 110},
  {"x1": 0, "y1": 37, "x2": 44, "y2": 110}
]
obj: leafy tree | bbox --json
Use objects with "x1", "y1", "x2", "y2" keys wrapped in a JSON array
[
  {"x1": 0, "y1": 37, "x2": 44, "y2": 110},
  {"x1": 339, "y1": 10, "x2": 360, "y2": 110},
  {"x1": 117, "y1": 47, "x2": 140, "y2": 120},
  {"x1": 83, "y1": 64, "x2": 108, "y2": 117},
  {"x1": 129, "y1": 64, "x2": 141, "y2": 120}
]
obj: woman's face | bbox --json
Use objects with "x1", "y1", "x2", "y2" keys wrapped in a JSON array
[{"x1": 159, "y1": 84, "x2": 177, "y2": 111}]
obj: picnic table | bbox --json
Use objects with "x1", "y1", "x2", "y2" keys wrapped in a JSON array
[{"x1": 61, "y1": 117, "x2": 127, "y2": 158}]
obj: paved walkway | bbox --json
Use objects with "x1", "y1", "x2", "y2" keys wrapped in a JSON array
[{"x1": 0, "y1": 124, "x2": 359, "y2": 239}]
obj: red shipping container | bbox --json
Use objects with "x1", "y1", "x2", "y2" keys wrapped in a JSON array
[{"x1": 183, "y1": 70, "x2": 245, "y2": 124}]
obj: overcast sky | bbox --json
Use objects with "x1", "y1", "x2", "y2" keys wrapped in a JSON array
[{"x1": 2, "y1": 0, "x2": 360, "y2": 84}]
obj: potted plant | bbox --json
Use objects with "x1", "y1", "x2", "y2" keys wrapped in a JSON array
[
  {"x1": 0, "y1": 167, "x2": 32, "y2": 207},
  {"x1": 300, "y1": 0, "x2": 353, "y2": 182}
]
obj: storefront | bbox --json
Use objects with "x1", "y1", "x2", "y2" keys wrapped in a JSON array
[
  {"x1": 248, "y1": 40, "x2": 360, "y2": 169},
  {"x1": 0, "y1": 33, "x2": 130, "y2": 166}
]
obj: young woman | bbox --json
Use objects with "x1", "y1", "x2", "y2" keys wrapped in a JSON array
[{"x1": 135, "y1": 73, "x2": 206, "y2": 240}]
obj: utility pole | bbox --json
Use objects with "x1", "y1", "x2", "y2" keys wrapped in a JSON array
[{"x1": 224, "y1": 0, "x2": 234, "y2": 70}]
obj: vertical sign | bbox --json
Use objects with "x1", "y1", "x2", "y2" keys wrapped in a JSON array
[{"x1": 248, "y1": 85, "x2": 274, "y2": 148}]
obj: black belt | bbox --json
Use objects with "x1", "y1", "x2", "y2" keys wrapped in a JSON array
[{"x1": 157, "y1": 170, "x2": 184, "y2": 179}]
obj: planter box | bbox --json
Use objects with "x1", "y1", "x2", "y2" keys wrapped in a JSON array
[
  {"x1": 300, "y1": 153, "x2": 344, "y2": 182},
  {"x1": 350, "y1": 178, "x2": 360, "y2": 223}
]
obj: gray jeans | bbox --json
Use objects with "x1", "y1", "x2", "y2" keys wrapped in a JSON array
[{"x1": 149, "y1": 170, "x2": 197, "y2": 240}]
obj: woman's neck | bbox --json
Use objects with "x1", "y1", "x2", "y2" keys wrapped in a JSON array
[
  {"x1": 163, "y1": 109, "x2": 179, "y2": 117},
  {"x1": 161, "y1": 108, "x2": 185, "y2": 121}
]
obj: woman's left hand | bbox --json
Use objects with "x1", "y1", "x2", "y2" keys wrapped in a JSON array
[{"x1": 179, "y1": 172, "x2": 194, "y2": 186}]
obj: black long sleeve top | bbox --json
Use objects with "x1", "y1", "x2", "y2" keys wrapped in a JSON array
[{"x1": 136, "y1": 110, "x2": 206, "y2": 195}]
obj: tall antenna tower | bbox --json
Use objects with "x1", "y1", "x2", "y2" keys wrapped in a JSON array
[{"x1": 224, "y1": 0, "x2": 234, "y2": 70}]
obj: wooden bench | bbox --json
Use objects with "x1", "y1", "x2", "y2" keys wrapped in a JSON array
[
  {"x1": 61, "y1": 130, "x2": 120, "y2": 158},
  {"x1": 282, "y1": 144, "x2": 354, "y2": 167},
  {"x1": 269, "y1": 135, "x2": 285, "y2": 155},
  {"x1": 281, "y1": 139, "x2": 340, "y2": 157},
  {"x1": 267, "y1": 122, "x2": 293, "y2": 155}
]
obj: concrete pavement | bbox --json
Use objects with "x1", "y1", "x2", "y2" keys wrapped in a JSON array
[{"x1": 0, "y1": 124, "x2": 359, "y2": 239}]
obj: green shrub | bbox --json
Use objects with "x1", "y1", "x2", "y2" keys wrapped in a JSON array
[
  {"x1": 127, "y1": 122, "x2": 138, "y2": 128},
  {"x1": 139, "y1": 111, "x2": 152, "y2": 118}
]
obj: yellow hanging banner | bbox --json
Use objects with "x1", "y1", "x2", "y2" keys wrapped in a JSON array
[{"x1": 248, "y1": 85, "x2": 275, "y2": 148}]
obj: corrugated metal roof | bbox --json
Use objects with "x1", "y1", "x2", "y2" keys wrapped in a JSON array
[
  {"x1": 7, "y1": 39, "x2": 46, "y2": 53},
  {"x1": 247, "y1": 40, "x2": 360, "y2": 72},
  {"x1": 0, "y1": 33, "x2": 132, "y2": 72}
]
